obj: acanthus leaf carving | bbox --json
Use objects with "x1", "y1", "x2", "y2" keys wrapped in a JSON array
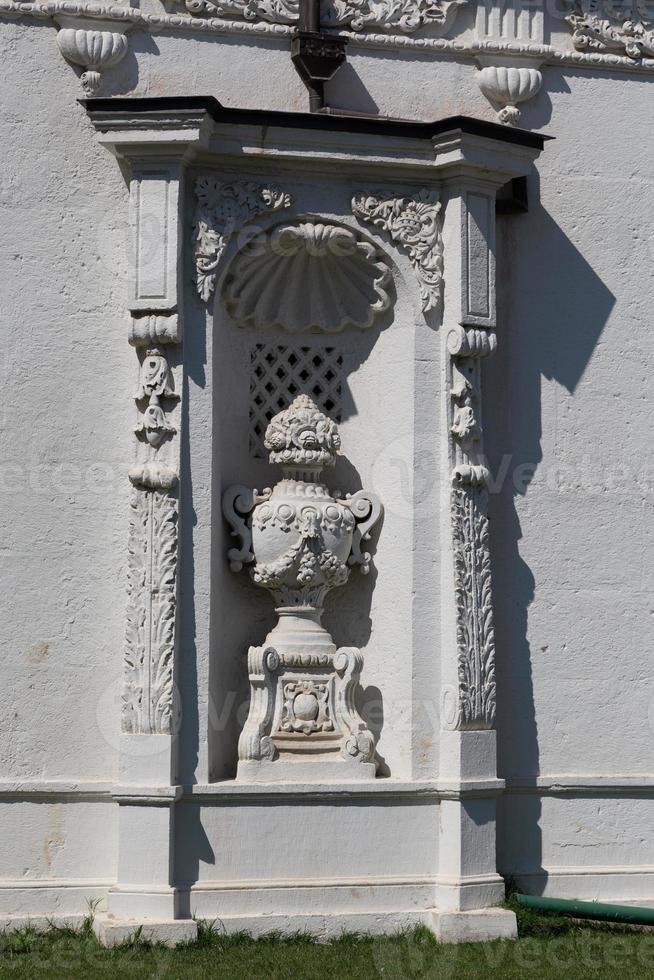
[
  {"x1": 194, "y1": 177, "x2": 292, "y2": 302},
  {"x1": 451, "y1": 484, "x2": 496, "y2": 731},
  {"x1": 184, "y1": 0, "x2": 468, "y2": 35},
  {"x1": 566, "y1": 1, "x2": 654, "y2": 59},
  {"x1": 352, "y1": 189, "x2": 443, "y2": 313},
  {"x1": 123, "y1": 489, "x2": 178, "y2": 735}
]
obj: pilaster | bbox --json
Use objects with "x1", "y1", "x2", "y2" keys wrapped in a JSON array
[
  {"x1": 437, "y1": 174, "x2": 508, "y2": 923},
  {"x1": 86, "y1": 108, "x2": 210, "y2": 941}
]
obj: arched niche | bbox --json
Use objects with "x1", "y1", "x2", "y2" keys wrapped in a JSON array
[{"x1": 207, "y1": 209, "x2": 440, "y2": 781}]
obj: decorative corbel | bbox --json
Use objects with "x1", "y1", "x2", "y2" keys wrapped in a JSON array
[
  {"x1": 55, "y1": 17, "x2": 130, "y2": 96},
  {"x1": 476, "y1": 57, "x2": 543, "y2": 126}
]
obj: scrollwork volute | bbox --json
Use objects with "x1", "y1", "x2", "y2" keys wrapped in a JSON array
[
  {"x1": 223, "y1": 395, "x2": 383, "y2": 779},
  {"x1": 352, "y1": 190, "x2": 443, "y2": 313}
]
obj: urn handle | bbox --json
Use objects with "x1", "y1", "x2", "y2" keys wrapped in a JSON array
[
  {"x1": 222, "y1": 485, "x2": 271, "y2": 572},
  {"x1": 340, "y1": 490, "x2": 383, "y2": 574}
]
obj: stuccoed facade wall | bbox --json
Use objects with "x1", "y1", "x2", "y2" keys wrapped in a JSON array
[{"x1": 0, "y1": 0, "x2": 652, "y2": 935}]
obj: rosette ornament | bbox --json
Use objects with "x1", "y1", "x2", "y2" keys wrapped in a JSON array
[{"x1": 56, "y1": 17, "x2": 130, "y2": 96}]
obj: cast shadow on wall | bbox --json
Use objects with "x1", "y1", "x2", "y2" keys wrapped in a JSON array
[{"x1": 485, "y1": 184, "x2": 615, "y2": 891}]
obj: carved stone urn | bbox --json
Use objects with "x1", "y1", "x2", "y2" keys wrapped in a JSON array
[{"x1": 223, "y1": 394, "x2": 382, "y2": 781}]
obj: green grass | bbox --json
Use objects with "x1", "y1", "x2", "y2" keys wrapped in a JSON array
[{"x1": 1, "y1": 902, "x2": 653, "y2": 979}]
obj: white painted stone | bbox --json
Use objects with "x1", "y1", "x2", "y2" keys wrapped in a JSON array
[
  {"x1": 1, "y1": 0, "x2": 653, "y2": 947},
  {"x1": 93, "y1": 914, "x2": 198, "y2": 948},
  {"x1": 431, "y1": 908, "x2": 518, "y2": 944}
]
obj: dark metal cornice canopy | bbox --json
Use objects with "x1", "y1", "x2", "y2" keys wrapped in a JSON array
[{"x1": 83, "y1": 96, "x2": 549, "y2": 152}]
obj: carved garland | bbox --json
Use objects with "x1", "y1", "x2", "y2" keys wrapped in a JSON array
[
  {"x1": 352, "y1": 189, "x2": 443, "y2": 313},
  {"x1": 124, "y1": 336, "x2": 180, "y2": 734},
  {"x1": 194, "y1": 177, "x2": 292, "y2": 301}
]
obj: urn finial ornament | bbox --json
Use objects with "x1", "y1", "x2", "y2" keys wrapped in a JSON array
[
  {"x1": 264, "y1": 393, "x2": 340, "y2": 469},
  {"x1": 223, "y1": 396, "x2": 383, "y2": 781}
]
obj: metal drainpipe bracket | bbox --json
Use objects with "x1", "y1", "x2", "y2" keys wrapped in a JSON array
[{"x1": 291, "y1": 30, "x2": 348, "y2": 111}]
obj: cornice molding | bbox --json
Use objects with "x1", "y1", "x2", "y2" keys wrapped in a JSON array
[{"x1": 3, "y1": 1, "x2": 654, "y2": 73}]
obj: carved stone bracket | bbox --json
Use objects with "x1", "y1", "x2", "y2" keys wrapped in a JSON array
[
  {"x1": 54, "y1": 16, "x2": 130, "y2": 95},
  {"x1": 194, "y1": 177, "x2": 292, "y2": 302},
  {"x1": 476, "y1": 59, "x2": 543, "y2": 126},
  {"x1": 352, "y1": 189, "x2": 443, "y2": 313}
]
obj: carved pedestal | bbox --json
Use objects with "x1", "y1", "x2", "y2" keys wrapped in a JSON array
[{"x1": 224, "y1": 395, "x2": 382, "y2": 781}]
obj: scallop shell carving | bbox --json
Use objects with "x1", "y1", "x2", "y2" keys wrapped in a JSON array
[{"x1": 224, "y1": 222, "x2": 393, "y2": 333}]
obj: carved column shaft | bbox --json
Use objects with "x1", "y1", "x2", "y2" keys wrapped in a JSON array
[
  {"x1": 437, "y1": 178, "x2": 505, "y2": 910},
  {"x1": 112, "y1": 152, "x2": 189, "y2": 923}
]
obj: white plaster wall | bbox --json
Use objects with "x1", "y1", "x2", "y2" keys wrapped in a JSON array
[
  {"x1": 485, "y1": 66, "x2": 654, "y2": 891},
  {"x1": 1, "y1": 7, "x2": 653, "y2": 905},
  {"x1": 0, "y1": 22, "x2": 129, "y2": 783}
]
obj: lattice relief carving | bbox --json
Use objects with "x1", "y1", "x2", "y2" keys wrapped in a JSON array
[{"x1": 250, "y1": 345, "x2": 343, "y2": 458}]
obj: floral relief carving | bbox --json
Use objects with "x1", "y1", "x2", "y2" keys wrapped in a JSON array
[
  {"x1": 567, "y1": 1, "x2": 654, "y2": 58},
  {"x1": 194, "y1": 177, "x2": 291, "y2": 302},
  {"x1": 123, "y1": 490, "x2": 178, "y2": 734},
  {"x1": 184, "y1": 0, "x2": 468, "y2": 35},
  {"x1": 352, "y1": 190, "x2": 443, "y2": 313},
  {"x1": 134, "y1": 348, "x2": 178, "y2": 448},
  {"x1": 451, "y1": 485, "x2": 496, "y2": 730},
  {"x1": 449, "y1": 328, "x2": 497, "y2": 731}
]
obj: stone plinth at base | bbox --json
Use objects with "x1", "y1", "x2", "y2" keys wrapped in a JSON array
[
  {"x1": 430, "y1": 908, "x2": 518, "y2": 944},
  {"x1": 92, "y1": 915, "x2": 198, "y2": 948}
]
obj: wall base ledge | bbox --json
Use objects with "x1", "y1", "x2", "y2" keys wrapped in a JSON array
[
  {"x1": 430, "y1": 908, "x2": 517, "y2": 944},
  {"x1": 93, "y1": 914, "x2": 197, "y2": 948}
]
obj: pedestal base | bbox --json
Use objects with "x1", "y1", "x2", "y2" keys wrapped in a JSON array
[
  {"x1": 237, "y1": 757, "x2": 378, "y2": 782},
  {"x1": 93, "y1": 914, "x2": 198, "y2": 948}
]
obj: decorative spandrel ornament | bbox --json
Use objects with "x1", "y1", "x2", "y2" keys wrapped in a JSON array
[{"x1": 223, "y1": 394, "x2": 382, "y2": 781}]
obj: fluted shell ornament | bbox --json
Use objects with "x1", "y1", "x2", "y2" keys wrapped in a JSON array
[{"x1": 224, "y1": 222, "x2": 392, "y2": 333}]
